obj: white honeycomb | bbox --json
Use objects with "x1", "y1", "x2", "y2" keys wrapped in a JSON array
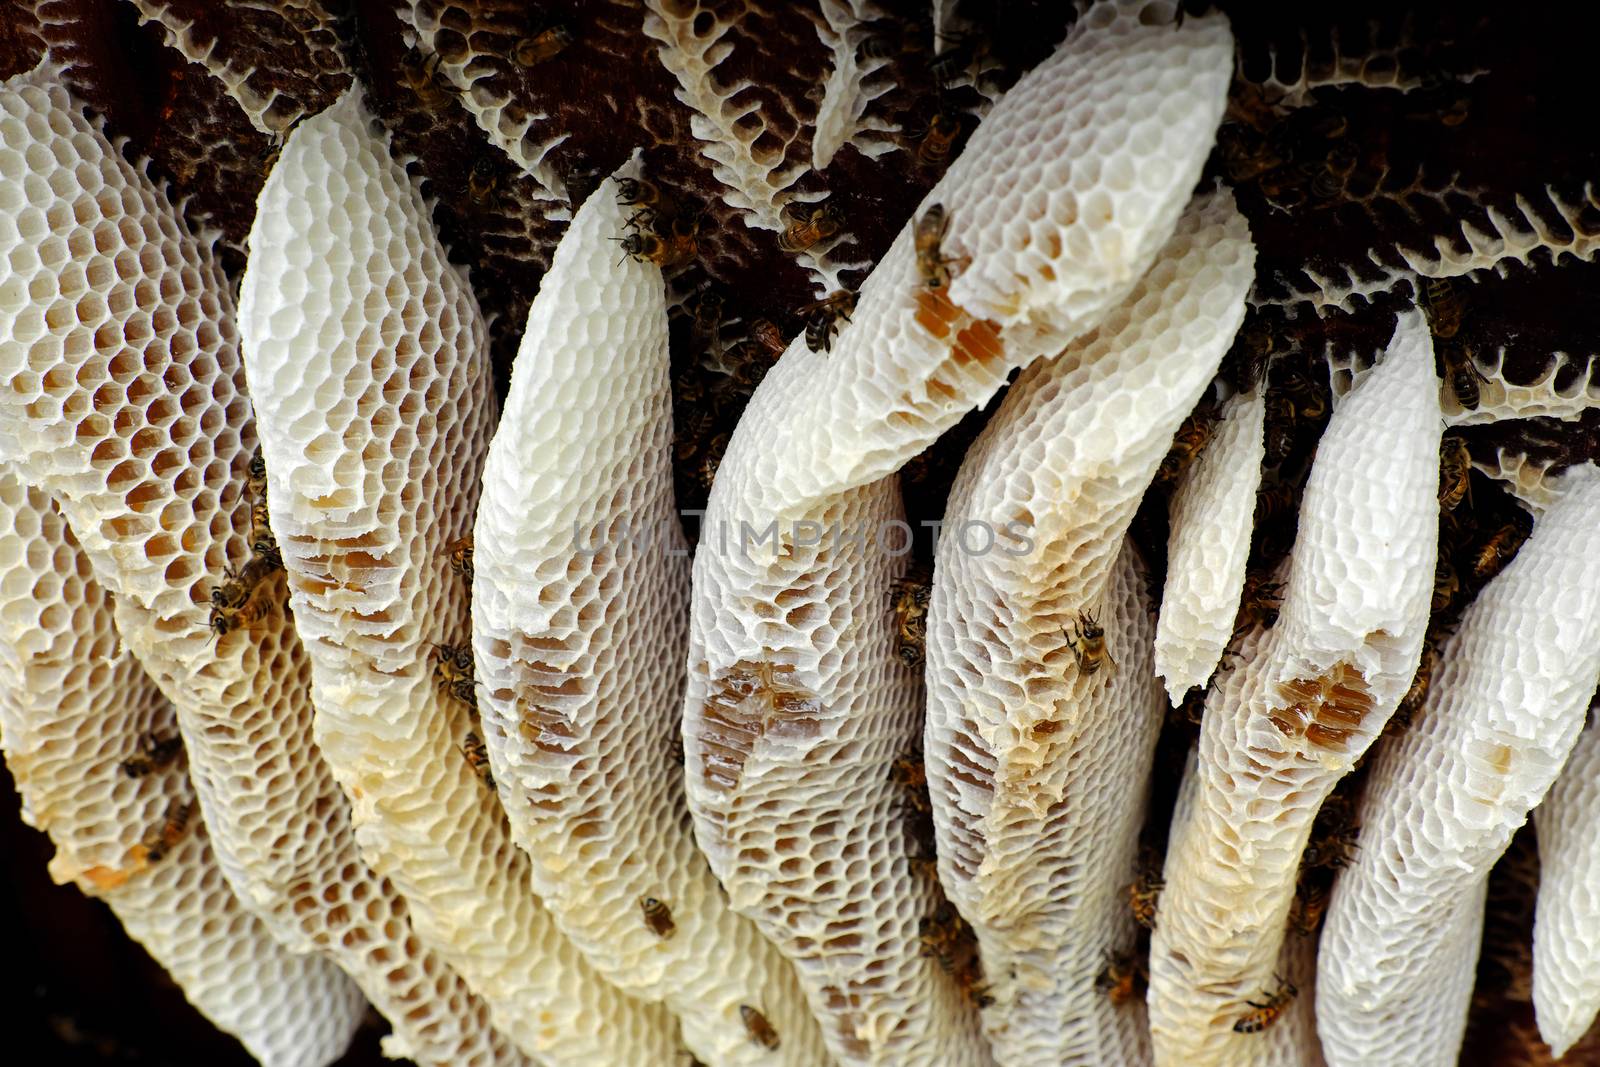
[
  {"x1": 641, "y1": 0, "x2": 860, "y2": 294},
  {"x1": 1251, "y1": 28, "x2": 1432, "y2": 107},
  {"x1": 1268, "y1": 185, "x2": 1600, "y2": 317},
  {"x1": 686, "y1": 465, "x2": 986, "y2": 1066},
  {"x1": 1325, "y1": 332, "x2": 1600, "y2": 429},
  {"x1": 810, "y1": 0, "x2": 899, "y2": 170},
  {"x1": 642, "y1": 0, "x2": 812, "y2": 230},
  {"x1": 921, "y1": 187, "x2": 1253, "y2": 1064},
  {"x1": 681, "y1": 9, "x2": 1232, "y2": 1060},
  {"x1": 1155, "y1": 388, "x2": 1267, "y2": 703},
  {"x1": 470, "y1": 159, "x2": 828, "y2": 1066},
  {"x1": 399, "y1": 0, "x2": 567, "y2": 207},
  {"x1": 0, "y1": 65, "x2": 534, "y2": 1067},
  {"x1": 126, "y1": 0, "x2": 336, "y2": 137},
  {"x1": 716, "y1": 0, "x2": 1235, "y2": 527},
  {"x1": 1471, "y1": 448, "x2": 1564, "y2": 517},
  {"x1": 1162, "y1": 750, "x2": 1328, "y2": 1067},
  {"x1": 933, "y1": 538, "x2": 1162, "y2": 1065},
  {"x1": 1440, "y1": 346, "x2": 1600, "y2": 427},
  {"x1": 0, "y1": 470, "x2": 364, "y2": 1067},
  {"x1": 1148, "y1": 310, "x2": 1440, "y2": 1066},
  {"x1": 1395, "y1": 184, "x2": 1600, "y2": 282},
  {"x1": 681, "y1": 8, "x2": 1228, "y2": 1062},
  {"x1": 1316, "y1": 467, "x2": 1600, "y2": 1067},
  {"x1": 237, "y1": 86, "x2": 682, "y2": 1064},
  {"x1": 1533, "y1": 718, "x2": 1600, "y2": 1059}
]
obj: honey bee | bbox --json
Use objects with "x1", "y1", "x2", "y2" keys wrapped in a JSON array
[
  {"x1": 1223, "y1": 317, "x2": 1283, "y2": 393},
  {"x1": 1438, "y1": 436, "x2": 1472, "y2": 512},
  {"x1": 512, "y1": 22, "x2": 573, "y2": 67},
  {"x1": 1224, "y1": 79, "x2": 1286, "y2": 134},
  {"x1": 1065, "y1": 610, "x2": 1112, "y2": 676},
  {"x1": 1216, "y1": 123, "x2": 1284, "y2": 185},
  {"x1": 400, "y1": 50, "x2": 458, "y2": 111},
  {"x1": 697, "y1": 431, "x2": 730, "y2": 492},
  {"x1": 776, "y1": 202, "x2": 841, "y2": 254},
  {"x1": 1095, "y1": 951, "x2": 1147, "y2": 1006},
  {"x1": 246, "y1": 450, "x2": 268, "y2": 499},
  {"x1": 1235, "y1": 573, "x2": 1284, "y2": 634},
  {"x1": 142, "y1": 795, "x2": 196, "y2": 864},
  {"x1": 1172, "y1": 686, "x2": 1207, "y2": 727},
  {"x1": 1472, "y1": 519, "x2": 1528, "y2": 582},
  {"x1": 739, "y1": 1005, "x2": 780, "y2": 1050},
  {"x1": 208, "y1": 572, "x2": 275, "y2": 640},
  {"x1": 1302, "y1": 821, "x2": 1359, "y2": 871},
  {"x1": 432, "y1": 643, "x2": 478, "y2": 709},
  {"x1": 621, "y1": 224, "x2": 698, "y2": 270},
  {"x1": 460, "y1": 730, "x2": 494, "y2": 789},
  {"x1": 1440, "y1": 343, "x2": 1488, "y2": 410},
  {"x1": 723, "y1": 341, "x2": 778, "y2": 398},
  {"x1": 468, "y1": 157, "x2": 499, "y2": 204},
  {"x1": 251, "y1": 512, "x2": 282, "y2": 571},
  {"x1": 684, "y1": 285, "x2": 724, "y2": 346},
  {"x1": 1395, "y1": 641, "x2": 1436, "y2": 726},
  {"x1": 1128, "y1": 857, "x2": 1163, "y2": 930},
  {"x1": 891, "y1": 564, "x2": 933, "y2": 668},
  {"x1": 616, "y1": 176, "x2": 673, "y2": 223},
  {"x1": 1422, "y1": 277, "x2": 1467, "y2": 340},
  {"x1": 448, "y1": 534, "x2": 475, "y2": 583},
  {"x1": 1254, "y1": 479, "x2": 1305, "y2": 531},
  {"x1": 915, "y1": 110, "x2": 961, "y2": 167},
  {"x1": 1264, "y1": 394, "x2": 1297, "y2": 465},
  {"x1": 928, "y1": 34, "x2": 988, "y2": 86},
  {"x1": 747, "y1": 318, "x2": 786, "y2": 359},
  {"x1": 1280, "y1": 366, "x2": 1327, "y2": 420},
  {"x1": 639, "y1": 896, "x2": 676, "y2": 939},
  {"x1": 1287, "y1": 879, "x2": 1330, "y2": 936},
  {"x1": 120, "y1": 733, "x2": 183, "y2": 778},
  {"x1": 956, "y1": 954, "x2": 994, "y2": 1009},
  {"x1": 1432, "y1": 555, "x2": 1459, "y2": 616},
  {"x1": 918, "y1": 902, "x2": 963, "y2": 973},
  {"x1": 1156, "y1": 404, "x2": 1216, "y2": 485},
  {"x1": 1233, "y1": 977, "x2": 1298, "y2": 1034},
  {"x1": 914, "y1": 203, "x2": 965, "y2": 289},
  {"x1": 857, "y1": 21, "x2": 924, "y2": 62},
  {"x1": 799, "y1": 289, "x2": 857, "y2": 354},
  {"x1": 890, "y1": 755, "x2": 932, "y2": 815}
]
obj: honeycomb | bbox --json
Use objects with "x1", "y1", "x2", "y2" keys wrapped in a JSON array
[
  {"x1": 920, "y1": 188, "x2": 1252, "y2": 1063},
  {"x1": 236, "y1": 86, "x2": 682, "y2": 1063},
  {"x1": 1440, "y1": 347, "x2": 1600, "y2": 427},
  {"x1": 1148, "y1": 311, "x2": 1440, "y2": 1064},
  {"x1": 933, "y1": 539, "x2": 1162, "y2": 1064},
  {"x1": 0, "y1": 470, "x2": 365, "y2": 1067},
  {"x1": 1163, "y1": 751, "x2": 1328, "y2": 1067},
  {"x1": 399, "y1": 0, "x2": 568, "y2": 206},
  {"x1": 1155, "y1": 389, "x2": 1267, "y2": 703},
  {"x1": 679, "y1": 9, "x2": 1236, "y2": 1062},
  {"x1": 685, "y1": 466, "x2": 984, "y2": 1065},
  {"x1": 1532, "y1": 720, "x2": 1600, "y2": 1058},
  {"x1": 641, "y1": 0, "x2": 859, "y2": 293},
  {"x1": 1316, "y1": 469, "x2": 1600, "y2": 1066},
  {"x1": 470, "y1": 160, "x2": 828, "y2": 1065},
  {"x1": 6, "y1": 3, "x2": 1599, "y2": 1062},
  {"x1": 809, "y1": 0, "x2": 899, "y2": 170},
  {"x1": 0, "y1": 65, "x2": 535, "y2": 1067},
  {"x1": 718, "y1": 0, "x2": 1235, "y2": 524},
  {"x1": 127, "y1": 0, "x2": 348, "y2": 138}
]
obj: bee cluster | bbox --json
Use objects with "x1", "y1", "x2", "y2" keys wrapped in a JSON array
[{"x1": 206, "y1": 451, "x2": 286, "y2": 641}]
